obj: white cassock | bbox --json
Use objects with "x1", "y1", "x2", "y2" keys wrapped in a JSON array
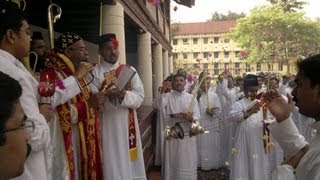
[
  {"x1": 291, "y1": 107, "x2": 315, "y2": 142},
  {"x1": 46, "y1": 71, "x2": 85, "y2": 180},
  {"x1": 265, "y1": 110, "x2": 284, "y2": 176},
  {"x1": 90, "y1": 61, "x2": 146, "y2": 180},
  {"x1": 268, "y1": 118, "x2": 316, "y2": 180},
  {"x1": 216, "y1": 79, "x2": 238, "y2": 163},
  {"x1": 229, "y1": 98, "x2": 271, "y2": 180},
  {"x1": 153, "y1": 91, "x2": 170, "y2": 166},
  {"x1": 279, "y1": 83, "x2": 288, "y2": 96},
  {"x1": 198, "y1": 92, "x2": 222, "y2": 170},
  {"x1": 161, "y1": 91, "x2": 200, "y2": 180}
]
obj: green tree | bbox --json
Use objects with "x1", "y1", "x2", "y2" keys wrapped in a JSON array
[
  {"x1": 267, "y1": 0, "x2": 307, "y2": 12},
  {"x1": 171, "y1": 23, "x2": 180, "y2": 37},
  {"x1": 228, "y1": 5, "x2": 320, "y2": 74},
  {"x1": 208, "y1": 11, "x2": 246, "y2": 21}
]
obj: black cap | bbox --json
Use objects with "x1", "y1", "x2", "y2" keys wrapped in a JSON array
[
  {"x1": 55, "y1": 32, "x2": 82, "y2": 52},
  {"x1": 98, "y1": 33, "x2": 116, "y2": 47},
  {"x1": 243, "y1": 74, "x2": 258, "y2": 89}
]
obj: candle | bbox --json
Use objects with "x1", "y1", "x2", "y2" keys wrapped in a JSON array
[
  {"x1": 205, "y1": 75, "x2": 211, "y2": 109},
  {"x1": 188, "y1": 74, "x2": 206, "y2": 112}
]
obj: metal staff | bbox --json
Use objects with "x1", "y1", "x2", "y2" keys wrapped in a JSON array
[{"x1": 48, "y1": 3, "x2": 62, "y2": 49}]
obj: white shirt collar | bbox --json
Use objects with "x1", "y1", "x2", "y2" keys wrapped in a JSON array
[
  {"x1": 0, "y1": 49, "x2": 20, "y2": 66},
  {"x1": 101, "y1": 60, "x2": 120, "y2": 70}
]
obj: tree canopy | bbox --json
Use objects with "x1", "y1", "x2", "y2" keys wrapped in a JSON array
[
  {"x1": 208, "y1": 11, "x2": 246, "y2": 21},
  {"x1": 267, "y1": 0, "x2": 307, "y2": 12},
  {"x1": 228, "y1": 5, "x2": 320, "y2": 72}
]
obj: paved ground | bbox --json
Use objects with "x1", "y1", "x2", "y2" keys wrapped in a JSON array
[
  {"x1": 147, "y1": 166, "x2": 230, "y2": 180},
  {"x1": 197, "y1": 167, "x2": 229, "y2": 180}
]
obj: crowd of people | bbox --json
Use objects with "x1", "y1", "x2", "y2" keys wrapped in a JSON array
[
  {"x1": 152, "y1": 68, "x2": 316, "y2": 180},
  {"x1": 1, "y1": 1, "x2": 320, "y2": 180}
]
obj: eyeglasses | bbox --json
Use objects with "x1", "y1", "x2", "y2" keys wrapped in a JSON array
[
  {"x1": 0, "y1": 119, "x2": 35, "y2": 134},
  {"x1": 15, "y1": 29, "x2": 32, "y2": 36}
]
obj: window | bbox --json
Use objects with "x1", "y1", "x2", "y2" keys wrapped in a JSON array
[
  {"x1": 203, "y1": 63, "x2": 208, "y2": 69},
  {"x1": 224, "y1": 63, "x2": 229, "y2": 69},
  {"x1": 214, "y1": 52, "x2": 219, "y2": 58},
  {"x1": 214, "y1": 69, "x2": 219, "y2": 75},
  {"x1": 235, "y1": 62, "x2": 240, "y2": 68},
  {"x1": 203, "y1": 38, "x2": 208, "y2": 44},
  {"x1": 183, "y1": 53, "x2": 188, "y2": 59},
  {"x1": 173, "y1": 53, "x2": 178, "y2": 60},
  {"x1": 224, "y1": 51, "x2": 229, "y2": 58},
  {"x1": 224, "y1": 38, "x2": 230, "y2": 43},
  {"x1": 246, "y1": 63, "x2": 250, "y2": 72},
  {"x1": 193, "y1": 38, "x2": 198, "y2": 44},
  {"x1": 214, "y1": 63, "x2": 219, "y2": 69},
  {"x1": 278, "y1": 62, "x2": 283, "y2": 71},
  {"x1": 256, "y1": 62, "x2": 261, "y2": 71},
  {"x1": 183, "y1": 38, "x2": 188, "y2": 45},
  {"x1": 235, "y1": 51, "x2": 240, "y2": 57},
  {"x1": 193, "y1": 52, "x2": 199, "y2": 59},
  {"x1": 268, "y1": 63, "x2": 273, "y2": 71},
  {"x1": 203, "y1": 52, "x2": 209, "y2": 58},
  {"x1": 173, "y1": 39, "x2": 178, "y2": 45},
  {"x1": 214, "y1": 37, "x2": 219, "y2": 43}
]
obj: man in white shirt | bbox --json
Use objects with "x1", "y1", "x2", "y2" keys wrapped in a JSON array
[
  {"x1": 197, "y1": 72, "x2": 222, "y2": 170},
  {"x1": 161, "y1": 73, "x2": 200, "y2": 180},
  {"x1": 265, "y1": 54, "x2": 320, "y2": 180},
  {"x1": 0, "y1": 5, "x2": 51, "y2": 180}
]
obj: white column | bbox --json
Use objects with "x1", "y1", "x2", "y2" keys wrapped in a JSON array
[
  {"x1": 168, "y1": 55, "x2": 173, "y2": 74},
  {"x1": 152, "y1": 44, "x2": 163, "y2": 98},
  {"x1": 137, "y1": 32, "x2": 153, "y2": 106},
  {"x1": 163, "y1": 50, "x2": 169, "y2": 79},
  {"x1": 101, "y1": 2, "x2": 126, "y2": 64}
]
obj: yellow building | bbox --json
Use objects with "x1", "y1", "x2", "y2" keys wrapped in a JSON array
[{"x1": 171, "y1": 21, "x2": 289, "y2": 78}]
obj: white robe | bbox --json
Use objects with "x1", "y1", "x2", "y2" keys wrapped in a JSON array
[
  {"x1": 292, "y1": 107, "x2": 315, "y2": 142},
  {"x1": 198, "y1": 92, "x2": 222, "y2": 170},
  {"x1": 216, "y1": 79, "x2": 238, "y2": 163},
  {"x1": 230, "y1": 98, "x2": 270, "y2": 180},
  {"x1": 153, "y1": 91, "x2": 170, "y2": 166},
  {"x1": 161, "y1": 91, "x2": 200, "y2": 180},
  {"x1": 90, "y1": 61, "x2": 146, "y2": 180},
  {"x1": 268, "y1": 118, "x2": 316, "y2": 180},
  {"x1": 46, "y1": 71, "x2": 84, "y2": 180}
]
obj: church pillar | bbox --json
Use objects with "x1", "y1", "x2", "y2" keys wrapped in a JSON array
[
  {"x1": 152, "y1": 44, "x2": 163, "y2": 98},
  {"x1": 163, "y1": 50, "x2": 169, "y2": 79},
  {"x1": 168, "y1": 55, "x2": 173, "y2": 74},
  {"x1": 101, "y1": 2, "x2": 126, "y2": 64},
  {"x1": 137, "y1": 32, "x2": 153, "y2": 106}
]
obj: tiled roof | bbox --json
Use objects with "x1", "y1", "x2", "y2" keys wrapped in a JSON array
[{"x1": 172, "y1": 20, "x2": 237, "y2": 35}]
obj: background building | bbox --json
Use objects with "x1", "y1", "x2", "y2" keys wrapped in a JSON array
[{"x1": 171, "y1": 21, "x2": 288, "y2": 78}]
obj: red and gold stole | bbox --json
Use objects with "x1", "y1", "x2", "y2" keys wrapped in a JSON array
[
  {"x1": 262, "y1": 105, "x2": 270, "y2": 154},
  {"x1": 102, "y1": 64, "x2": 138, "y2": 160},
  {"x1": 46, "y1": 52, "x2": 103, "y2": 180}
]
